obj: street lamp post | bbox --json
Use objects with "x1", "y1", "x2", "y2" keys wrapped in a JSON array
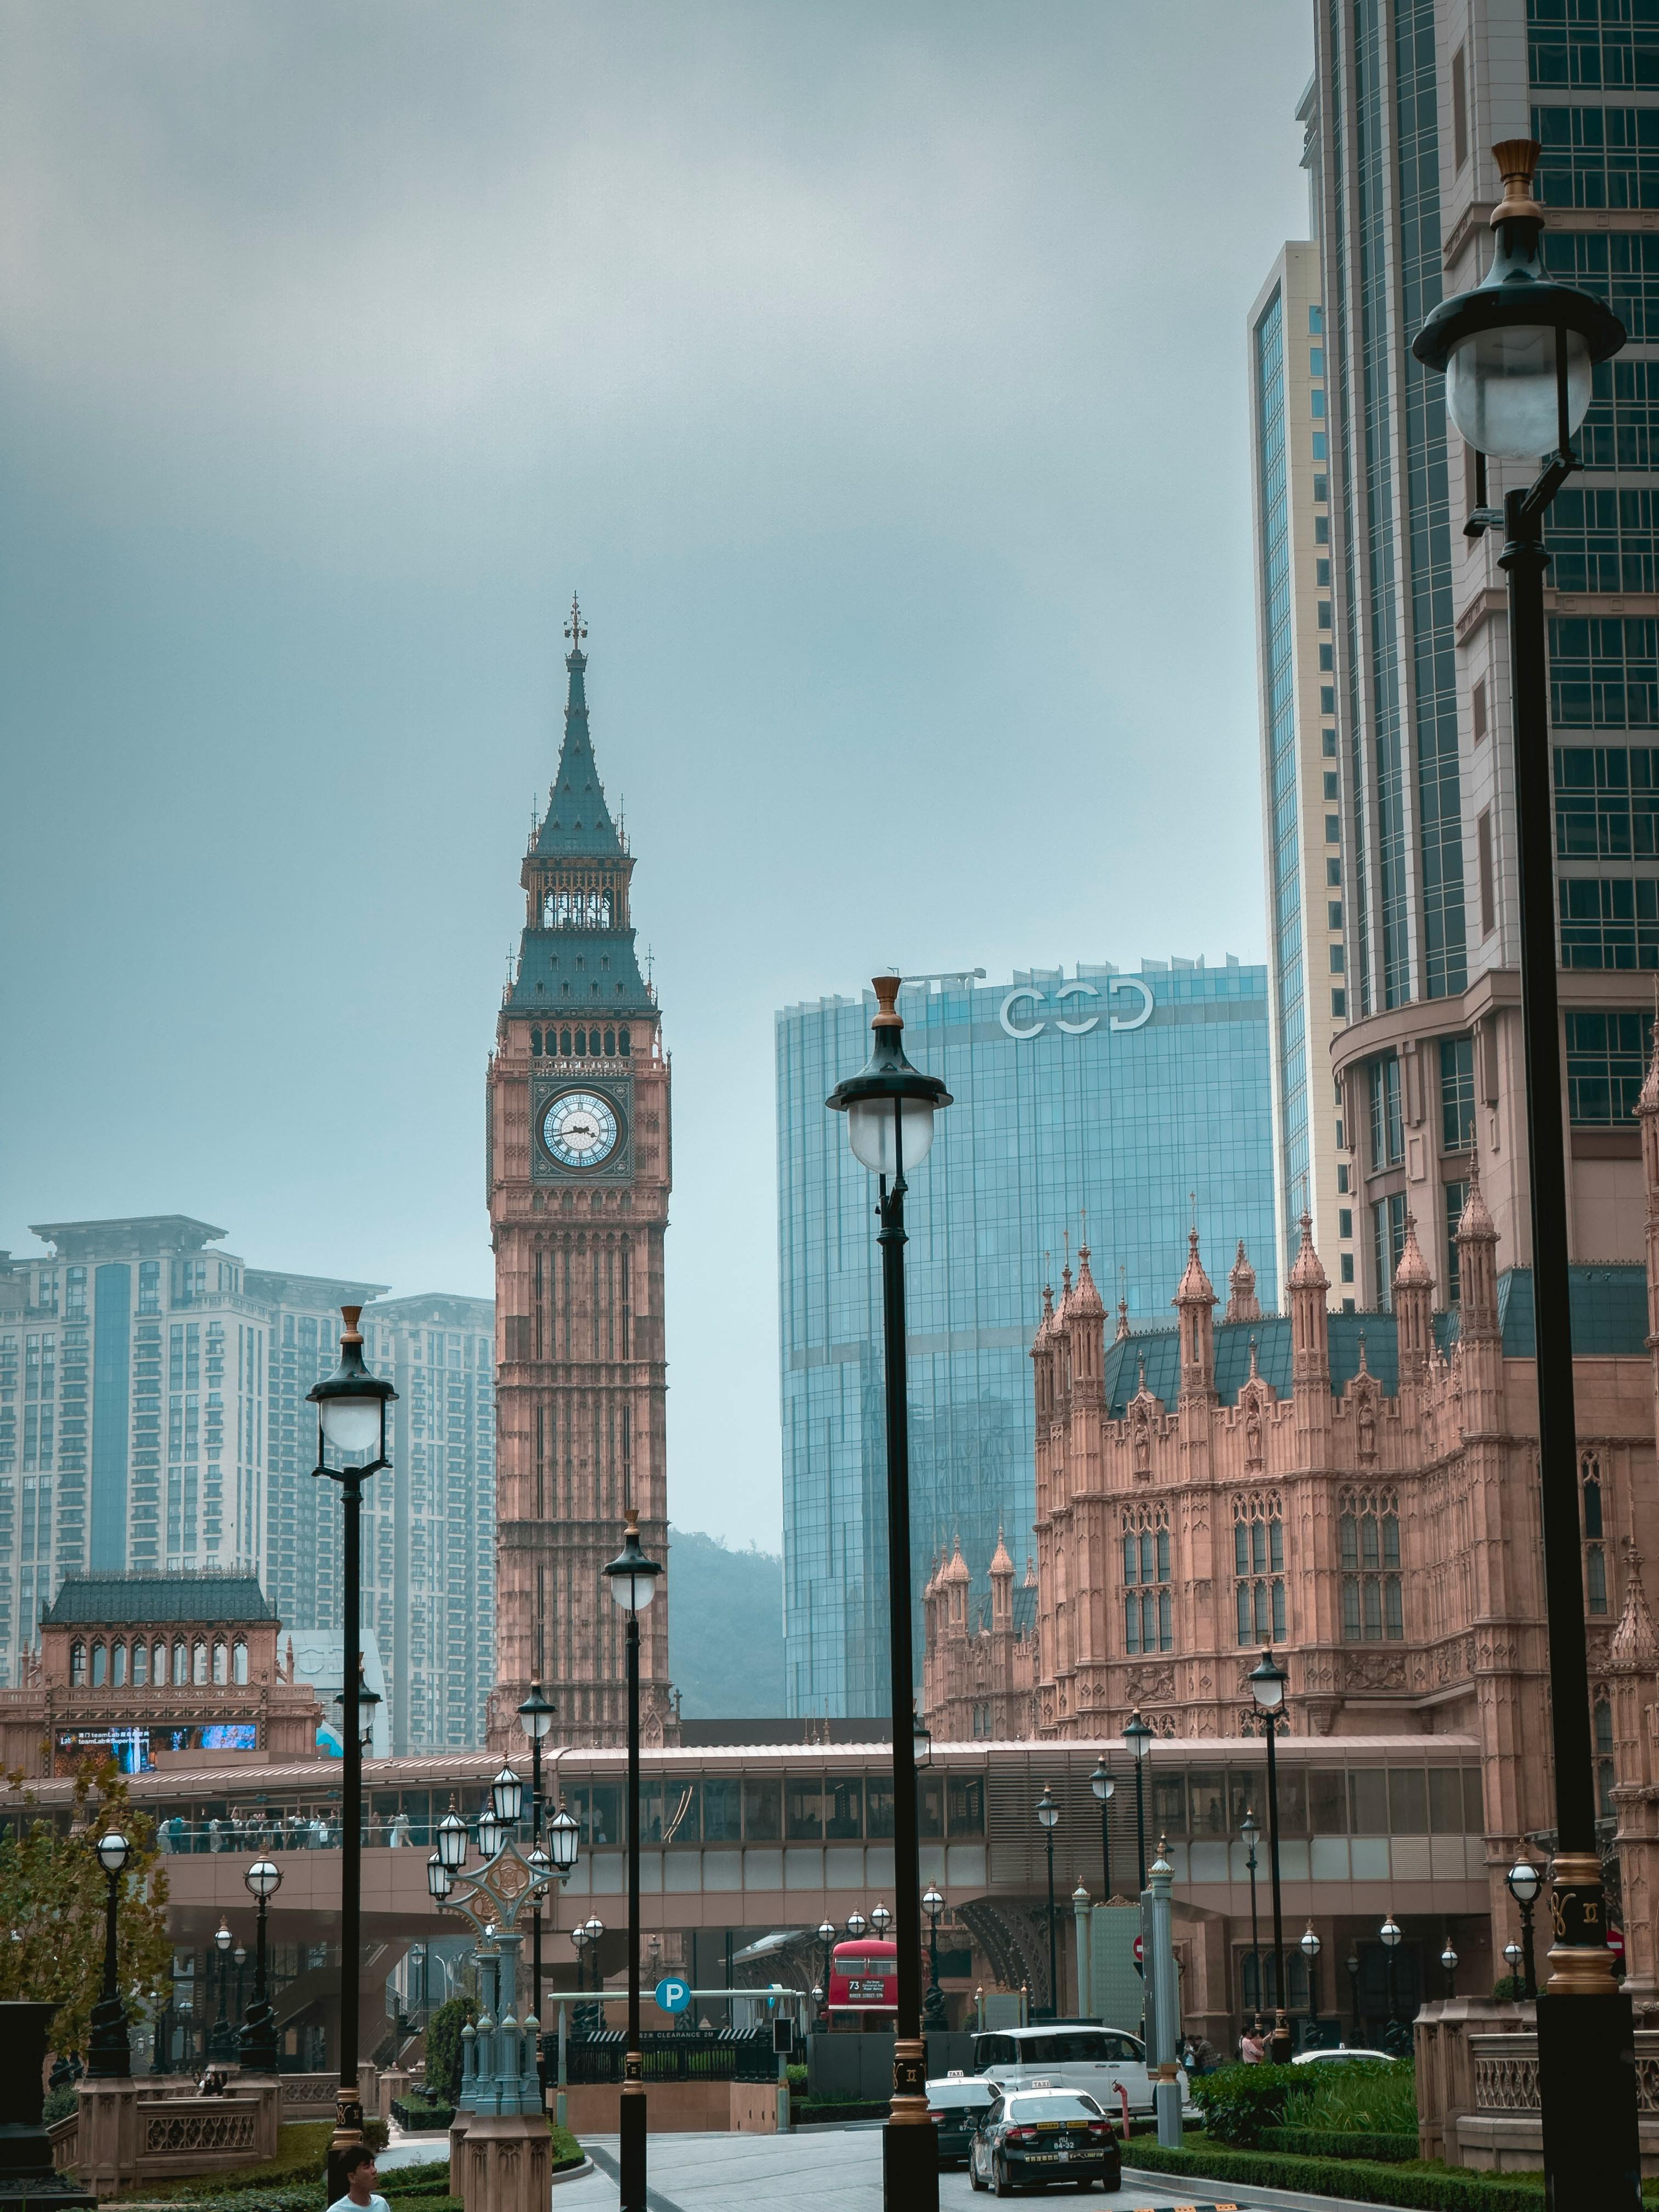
[
  {"x1": 1412, "y1": 135, "x2": 1639, "y2": 2211},
  {"x1": 1036, "y1": 1788, "x2": 1060, "y2": 2019},
  {"x1": 1346, "y1": 1949, "x2": 1361, "y2": 2044},
  {"x1": 1124, "y1": 1711, "x2": 1153, "y2": 1892},
  {"x1": 827, "y1": 972, "x2": 951, "y2": 2212},
  {"x1": 817, "y1": 1921, "x2": 836, "y2": 2029},
  {"x1": 1240, "y1": 1810, "x2": 1262, "y2": 2028},
  {"x1": 1442, "y1": 1938, "x2": 1459, "y2": 2001},
  {"x1": 922, "y1": 1885, "x2": 946, "y2": 2030},
  {"x1": 604, "y1": 1508, "x2": 664, "y2": 2212},
  {"x1": 240, "y1": 1859, "x2": 282, "y2": 2072},
  {"x1": 1380, "y1": 1915, "x2": 1403, "y2": 2049},
  {"x1": 210, "y1": 1920, "x2": 235, "y2": 2062},
  {"x1": 1505, "y1": 1940, "x2": 1525, "y2": 1988},
  {"x1": 1301, "y1": 1925, "x2": 1322, "y2": 2041},
  {"x1": 1090, "y1": 1758, "x2": 1115, "y2": 1903},
  {"x1": 1248, "y1": 1651, "x2": 1291, "y2": 2063},
  {"x1": 517, "y1": 1677, "x2": 557, "y2": 2098},
  {"x1": 1508, "y1": 1857, "x2": 1542, "y2": 2002},
  {"x1": 305, "y1": 1305, "x2": 397, "y2": 2206},
  {"x1": 87, "y1": 1830, "x2": 131, "y2": 2078},
  {"x1": 233, "y1": 1944, "x2": 247, "y2": 2028}
]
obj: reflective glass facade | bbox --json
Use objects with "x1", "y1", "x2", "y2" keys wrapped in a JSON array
[{"x1": 776, "y1": 961, "x2": 1275, "y2": 1718}]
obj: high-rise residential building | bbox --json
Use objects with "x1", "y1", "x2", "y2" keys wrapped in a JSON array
[
  {"x1": 1307, "y1": 0, "x2": 1659, "y2": 1307},
  {"x1": 486, "y1": 601, "x2": 674, "y2": 1753},
  {"x1": 0, "y1": 1222, "x2": 495, "y2": 1752},
  {"x1": 362, "y1": 1294, "x2": 496, "y2": 1754},
  {"x1": 776, "y1": 960, "x2": 1277, "y2": 1720},
  {"x1": 1250, "y1": 238, "x2": 1357, "y2": 1299}
]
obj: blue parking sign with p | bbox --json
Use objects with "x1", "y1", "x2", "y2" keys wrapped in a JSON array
[{"x1": 655, "y1": 1975, "x2": 691, "y2": 2015}]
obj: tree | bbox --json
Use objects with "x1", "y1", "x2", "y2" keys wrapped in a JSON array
[
  {"x1": 424, "y1": 1994, "x2": 479, "y2": 2105},
  {"x1": 0, "y1": 1756, "x2": 172, "y2": 2061}
]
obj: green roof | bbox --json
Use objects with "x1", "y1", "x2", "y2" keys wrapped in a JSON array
[
  {"x1": 43, "y1": 1573, "x2": 276, "y2": 1627},
  {"x1": 534, "y1": 642, "x2": 621, "y2": 857}
]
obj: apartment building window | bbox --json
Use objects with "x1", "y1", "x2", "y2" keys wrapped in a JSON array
[
  {"x1": 138, "y1": 1261, "x2": 160, "y2": 1317},
  {"x1": 1440, "y1": 1036, "x2": 1476, "y2": 1152},
  {"x1": 1534, "y1": 104, "x2": 1659, "y2": 213},
  {"x1": 1340, "y1": 1488, "x2": 1403, "y2": 1641},
  {"x1": 1478, "y1": 811, "x2": 1496, "y2": 936},
  {"x1": 64, "y1": 1268, "x2": 86, "y2": 1322},
  {"x1": 1372, "y1": 1194, "x2": 1408, "y2": 1310},
  {"x1": 1577, "y1": 356, "x2": 1659, "y2": 472},
  {"x1": 1234, "y1": 1494, "x2": 1285, "y2": 1645},
  {"x1": 1555, "y1": 744, "x2": 1659, "y2": 856},
  {"x1": 1544, "y1": 489, "x2": 1659, "y2": 594},
  {"x1": 1584, "y1": 1455, "x2": 1609, "y2": 1616},
  {"x1": 1472, "y1": 678, "x2": 1487, "y2": 742},
  {"x1": 1560, "y1": 876, "x2": 1659, "y2": 967},
  {"x1": 1444, "y1": 1180, "x2": 1468, "y2": 1306},
  {"x1": 1452, "y1": 43, "x2": 1468, "y2": 171},
  {"x1": 1369, "y1": 1057, "x2": 1403, "y2": 1169},
  {"x1": 1566, "y1": 1009, "x2": 1655, "y2": 1123},
  {"x1": 1122, "y1": 1507, "x2": 1172, "y2": 1655},
  {"x1": 1547, "y1": 614, "x2": 1659, "y2": 727}
]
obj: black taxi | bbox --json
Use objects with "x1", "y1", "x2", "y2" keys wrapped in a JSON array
[
  {"x1": 925, "y1": 2072, "x2": 998, "y2": 2165},
  {"x1": 967, "y1": 2084, "x2": 1121, "y2": 2195}
]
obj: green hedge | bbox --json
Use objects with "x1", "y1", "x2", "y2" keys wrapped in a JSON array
[
  {"x1": 1121, "y1": 2132, "x2": 1552, "y2": 2212},
  {"x1": 1262, "y1": 2124, "x2": 1420, "y2": 2162},
  {"x1": 1187, "y1": 2063, "x2": 1302, "y2": 2147}
]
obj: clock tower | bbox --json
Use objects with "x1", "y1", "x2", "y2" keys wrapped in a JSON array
[{"x1": 486, "y1": 599, "x2": 674, "y2": 1751}]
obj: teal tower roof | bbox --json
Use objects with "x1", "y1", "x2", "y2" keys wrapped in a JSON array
[{"x1": 509, "y1": 596, "x2": 654, "y2": 1018}]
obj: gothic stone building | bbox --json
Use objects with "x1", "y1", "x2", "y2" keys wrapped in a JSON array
[
  {"x1": 925, "y1": 1059, "x2": 1659, "y2": 2004},
  {"x1": 486, "y1": 603, "x2": 674, "y2": 1752}
]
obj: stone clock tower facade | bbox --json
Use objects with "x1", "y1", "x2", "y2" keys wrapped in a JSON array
[{"x1": 486, "y1": 601, "x2": 674, "y2": 1751}]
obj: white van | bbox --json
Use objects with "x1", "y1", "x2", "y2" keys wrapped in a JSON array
[{"x1": 972, "y1": 2024, "x2": 1192, "y2": 2117}]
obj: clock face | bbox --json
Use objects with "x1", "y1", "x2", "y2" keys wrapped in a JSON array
[{"x1": 541, "y1": 1090, "x2": 619, "y2": 1169}]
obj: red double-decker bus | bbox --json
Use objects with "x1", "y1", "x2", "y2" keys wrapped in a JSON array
[{"x1": 827, "y1": 1938, "x2": 897, "y2": 2025}]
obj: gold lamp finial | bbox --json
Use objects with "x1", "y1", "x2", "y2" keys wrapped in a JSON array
[
  {"x1": 1491, "y1": 138, "x2": 1544, "y2": 229},
  {"x1": 871, "y1": 974, "x2": 904, "y2": 1030}
]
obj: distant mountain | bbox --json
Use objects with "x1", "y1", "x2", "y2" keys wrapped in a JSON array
[{"x1": 667, "y1": 1526, "x2": 786, "y2": 1720}]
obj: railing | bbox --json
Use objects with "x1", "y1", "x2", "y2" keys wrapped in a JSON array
[
  {"x1": 143, "y1": 2103, "x2": 258, "y2": 2157},
  {"x1": 279, "y1": 2074, "x2": 341, "y2": 2113},
  {"x1": 562, "y1": 2030, "x2": 777, "y2": 2086},
  {"x1": 1471, "y1": 2031, "x2": 1659, "y2": 2115}
]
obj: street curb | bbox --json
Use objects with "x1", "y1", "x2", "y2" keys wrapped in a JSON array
[
  {"x1": 1121, "y1": 2169, "x2": 1405, "y2": 2212},
  {"x1": 551, "y1": 2154, "x2": 595, "y2": 2185}
]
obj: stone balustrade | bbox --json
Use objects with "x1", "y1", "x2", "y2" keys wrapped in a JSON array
[{"x1": 1417, "y1": 1999, "x2": 1659, "y2": 2175}]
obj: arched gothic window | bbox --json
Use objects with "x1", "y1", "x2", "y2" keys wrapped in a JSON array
[
  {"x1": 1339, "y1": 1486, "x2": 1403, "y2": 1641},
  {"x1": 1234, "y1": 1492, "x2": 1286, "y2": 1645},
  {"x1": 192, "y1": 1638, "x2": 208, "y2": 1686},
  {"x1": 173, "y1": 1638, "x2": 188, "y2": 1685},
  {"x1": 112, "y1": 1641, "x2": 128, "y2": 1688},
  {"x1": 1596, "y1": 1695, "x2": 1616, "y2": 1821},
  {"x1": 91, "y1": 1642, "x2": 107, "y2": 1688},
  {"x1": 212, "y1": 1638, "x2": 227, "y2": 1686},
  {"x1": 132, "y1": 1641, "x2": 149, "y2": 1688},
  {"x1": 1583, "y1": 1457, "x2": 1609, "y2": 1615},
  {"x1": 232, "y1": 1639, "x2": 248, "y2": 1686},
  {"x1": 619, "y1": 1025, "x2": 631, "y2": 1056},
  {"x1": 560, "y1": 1028, "x2": 572, "y2": 1056},
  {"x1": 1122, "y1": 1504, "x2": 1172, "y2": 1654},
  {"x1": 531, "y1": 1028, "x2": 543, "y2": 1056},
  {"x1": 604, "y1": 1028, "x2": 616, "y2": 1056},
  {"x1": 70, "y1": 1639, "x2": 86, "y2": 1686}
]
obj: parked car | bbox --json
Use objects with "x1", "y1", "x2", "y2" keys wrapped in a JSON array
[
  {"x1": 972, "y1": 2024, "x2": 1191, "y2": 2115},
  {"x1": 1291, "y1": 2045, "x2": 1398, "y2": 2066},
  {"x1": 926, "y1": 2073, "x2": 998, "y2": 2166},
  {"x1": 968, "y1": 2086, "x2": 1121, "y2": 2196}
]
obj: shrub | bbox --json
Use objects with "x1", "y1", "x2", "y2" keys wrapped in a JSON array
[
  {"x1": 423, "y1": 1995, "x2": 479, "y2": 2106},
  {"x1": 1263, "y1": 2125, "x2": 1420, "y2": 2162},
  {"x1": 1491, "y1": 1974, "x2": 1527, "y2": 2002},
  {"x1": 1122, "y1": 2132, "x2": 1550, "y2": 2211},
  {"x1": 1286, "y1": 2056, "x2": 1417, "y2": 2137},
  {"x1": 42, "y1": 2084, "x2": 77, "y2": 2126},
  {"x1": 1187, "y1": 2063, "x2": 1300, "y2": 2147}
]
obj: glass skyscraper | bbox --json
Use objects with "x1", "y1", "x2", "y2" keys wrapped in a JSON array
[{"x1": 776, "y1": 960, "x2": 1276, "y2": 1719}]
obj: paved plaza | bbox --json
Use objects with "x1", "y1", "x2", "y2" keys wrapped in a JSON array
[{"x1": 558, "y1": 2129, "x2": 1366, "y2": 2212}]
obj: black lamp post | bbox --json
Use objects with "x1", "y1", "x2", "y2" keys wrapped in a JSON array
[
  {"x1": 1124, "y1": 1711, "x2": 1152, "y2": 1892},
  {"x1": 1442, "y1": 1938, "x2": 1459, "y2": 2002},
  {"x1": 604, "y1": 1508, "x2": 663, "y2": 2212},
  {"x1": 1240, "y1": 1809, "x2": 1262, "y2": 2026},
  {"x1": 86, "y1": 1830, "x2": 131, "y2": 2078},
  {"x1": 1301, "y1": 1923, "x2": 1322, "y2": 2040},
  {"x1": 517, "y1": 1675, "x2": 557, "y2": 2093},
  {"x1": 1248, "y1": 1650, "x2": 1291, "y2": 2064},
  {"x1": 1380, "y1": 1914, "x2": 1403, "y2": 2048},
  {"x1": 1346, "y1": 1949, "x2": 1361, "y2": 2044},
  {"x1": 1505, "y1": 1939, "x2": 1525, "y2": 1989},
  {"x1": 1035, "y1": 1787, "x2": 1060, "y2": 2019},
  {"x1": 209, "y1": 1920, "x2": 235, "y2": 2062},
  {"x1": 306, "y1": 1305, "x2": 396, "y2": 2205},
  {"x1": 817, "y1": 1921, "x2": 836, "y2": 2029},
  {"x1": 1090, "y1": 1758, "x2": 1115, "y2": 1903},
  {"x1": 1412, "y1": 135, "x2": 1638, "y2": 2212},
  {"x1": 922, "y1": 1884, "x2": 946, "y2": 2030},
  {"x1": 240, "y1": 1858, "x2": 282, "y2": 2072},
  {"x1": 148, "y1": 1989, "x2": 170, "y2": 2077},
  {"x1": 233, "y1": 1944, "x2": 247, "y2": 2028},
  {"x1": 1507, "y1": 1857, "x2": 1542, "y2": 2003},
  {"x1": 827, "y1": 972, "x2": 951, "y2": 2212}
]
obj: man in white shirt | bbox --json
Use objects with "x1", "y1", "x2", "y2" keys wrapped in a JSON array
[{"x1": 325, "y1": 2146, "x2": 390, "y2": 2212}]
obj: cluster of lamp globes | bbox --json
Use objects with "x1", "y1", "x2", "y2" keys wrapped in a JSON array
[{"x1": 425, "y1": 1766, "x2": 580, "y2": 1904}]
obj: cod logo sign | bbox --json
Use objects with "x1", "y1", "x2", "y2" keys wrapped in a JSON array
[{"x1": 998, "y1": 977, "x2": 1154, "y2": 1040}]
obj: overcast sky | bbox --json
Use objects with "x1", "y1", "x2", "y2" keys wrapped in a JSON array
[{"x1": 0, "y1": 1, "x2": 1314, "y2": 1550}]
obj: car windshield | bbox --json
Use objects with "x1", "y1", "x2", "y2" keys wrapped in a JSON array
[
  {"x1": 1008, "y1": 2094, "x2": 1101, "y2": 2121},
  {"x1": 929, "y1": 2084, "x2": 994, "y2": 2109}
]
